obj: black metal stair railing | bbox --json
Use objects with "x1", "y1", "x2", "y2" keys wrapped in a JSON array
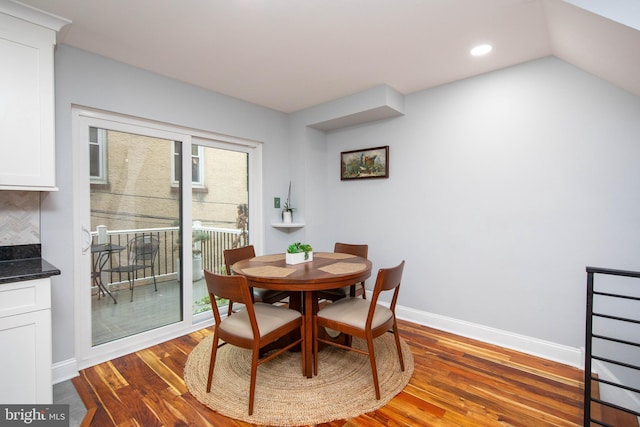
[{"x1": 585, "y1": 266, "x2": 640, "y2": 426}]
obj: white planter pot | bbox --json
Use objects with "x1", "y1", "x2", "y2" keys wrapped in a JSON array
[
  {"x1": 193, "y1": 255, "x2": 203, "y2": 281},
  {"x1": 286, "y1": 251, "x2": 313, "y2": 265},
  {"x1": 282, "y1": 210, "x2": 293, "y2": 224},
  {"x1": 176, "y1": 257, "x2": 204, "y2": 281}
]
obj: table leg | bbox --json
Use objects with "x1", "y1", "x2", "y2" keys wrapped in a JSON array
[{"x1": 95, "y1": 253, "x2": 118, "y2": 304}]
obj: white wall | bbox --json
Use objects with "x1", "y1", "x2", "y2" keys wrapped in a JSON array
[
  {"x1": 314, "y1": 57, "x2": 640, "y2": 350},
  {"x1": 41, "y1": 45, "x2": 291, "y2": 367},
  {"x1": 43, "y1": 46, "x2": 640, "y2": 378}
]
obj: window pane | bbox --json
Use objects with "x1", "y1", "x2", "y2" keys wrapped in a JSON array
[
  {"x1": 174, "y1": 141, "x2": 182, "y2": 189},
  {"x1": 89, "y1": 145, "x2": 100, "y2": 178},
  {"x1": 191, "y1": 157, "x2": 200, "y2": 182}
]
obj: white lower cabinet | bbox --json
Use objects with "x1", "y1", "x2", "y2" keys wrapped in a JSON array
[{"x1": 0, "y1": 278, "x2": 52, "y2": 404}]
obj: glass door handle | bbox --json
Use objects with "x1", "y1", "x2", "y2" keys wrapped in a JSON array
[{"x1": 81, "y1": 225, "x2": 92, "y2": 253}]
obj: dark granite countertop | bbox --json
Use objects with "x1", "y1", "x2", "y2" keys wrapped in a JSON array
[{"x1": 0, "y1": 244, "x2": 61, "y2": 285}]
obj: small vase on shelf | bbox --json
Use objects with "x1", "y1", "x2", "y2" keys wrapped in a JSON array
[
  {"x1": 282, "y1": 181, "x2": 295, "y2": 224},
  {"x1": 282, "y1": 210, "x2": 293, "y2": 224}
]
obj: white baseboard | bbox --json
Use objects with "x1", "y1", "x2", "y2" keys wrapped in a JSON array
[
  {"x1": 394, "y1": 304, "x2": 583, "y2": 368},
  {"x1": 52, "y1": 358, "x2": 79, "y2": 384}
]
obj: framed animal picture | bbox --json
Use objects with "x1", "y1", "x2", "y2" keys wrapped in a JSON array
[{"x1": 340, "y1": 146, "x2": 389, "y2": 180}]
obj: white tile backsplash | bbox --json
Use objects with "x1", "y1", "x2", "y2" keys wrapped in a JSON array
[{"x1": 0, "y1": 191, "x2": 40, "y2": 245}]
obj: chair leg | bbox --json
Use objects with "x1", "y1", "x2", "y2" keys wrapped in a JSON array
[
  {"x1": 152, "y1": 265, "x2": 157, "y2": 292},
  {"x1": 351, "y1": 282, "x2": 367, "y2": 299},
  {"x1": 248, "y1": 348, "x2": 260, "y2": 415},
  {"x1": 392, "y1": 322, "x2": 405, "y2": 371},
  {"x1": 367, "y1": 335, "x2": 381, "y2": 400},
  {"x1": 206, "y1": 330, "x2": 220, "y2": 393},
  {"x1": 227, "y1": 301, "x2": 234, "y2": 317},
  {"x1": 300, "y1": 317, "x2": 306, "y2": 376},
  {"x1": 313, "y1": 316, "x2": 318, "y2": 376},
  {"x1": 128, "y1": 271, "x2": 134, "y2": 302}
]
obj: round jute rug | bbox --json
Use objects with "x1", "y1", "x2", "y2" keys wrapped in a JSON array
[{"x1": 184, "y1": 333, "x2": 414, "y2": 426}]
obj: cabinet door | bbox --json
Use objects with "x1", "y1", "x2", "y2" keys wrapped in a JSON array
[
  {"x1": 0, "y1": 13, "x2": 57, "y2": 190},
  {"x1": 0, "y1": 309, "x2": 52, "y2": 403}
]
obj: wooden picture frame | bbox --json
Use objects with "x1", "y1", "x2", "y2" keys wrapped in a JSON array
[{"x1": 340, "y1": 146, "x2": 389, "y2": 180}]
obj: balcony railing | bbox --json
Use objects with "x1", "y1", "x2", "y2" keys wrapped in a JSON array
[{"x1": 91, "y1": 225, "x2": 246, "y2": 288}]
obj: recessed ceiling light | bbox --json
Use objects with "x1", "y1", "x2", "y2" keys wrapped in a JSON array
[{"x1": 470, "y1": 44, "x2": 493, "y2": 56}]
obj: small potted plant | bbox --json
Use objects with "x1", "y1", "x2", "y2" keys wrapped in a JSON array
[
  {"x1": 282, "y1": 181, "x2": 295, "y2": 224},
  {"x1": 286, "y1": 242, "x2": 313, "y2": 264}
]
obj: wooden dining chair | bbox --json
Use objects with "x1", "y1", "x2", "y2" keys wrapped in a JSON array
[
  {"x1": 224, "y1": 245, "x2": 289, "y2": 316},
  {"x1": 317, "y1": 242, "x2": 369, "y2": 302},
  {"x1": 313, "y1": 260, "x2": 405, "y2": 399},
  {"x1": 204, "y1": 269, "x2": 305, "y2": 415}
]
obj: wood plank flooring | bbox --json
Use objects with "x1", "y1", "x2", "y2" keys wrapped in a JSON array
[{"x1": 72, "y1": 319, "x2": 604, "y2": 426}]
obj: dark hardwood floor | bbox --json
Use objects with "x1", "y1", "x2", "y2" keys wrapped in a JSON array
[{"x1": 71, "y1": 319, "x2": 634, "y2": 426}]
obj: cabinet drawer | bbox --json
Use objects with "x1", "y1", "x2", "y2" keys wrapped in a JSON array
[{"x1": 0, "y1": 278, "x2": 51, "y2": 318}]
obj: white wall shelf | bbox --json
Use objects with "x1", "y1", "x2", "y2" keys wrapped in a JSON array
[{"x1": 271, "y1": 222, "x2": 305, "y2": 229}]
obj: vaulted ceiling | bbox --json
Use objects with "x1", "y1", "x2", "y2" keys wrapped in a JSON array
[{"x1": 13, "y1": 0, "x2": 640, "y2": 113}]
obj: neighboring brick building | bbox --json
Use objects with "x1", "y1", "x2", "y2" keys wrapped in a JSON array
[{"x1": 90, "y1": 129, "x2": 248, "y2": 233}]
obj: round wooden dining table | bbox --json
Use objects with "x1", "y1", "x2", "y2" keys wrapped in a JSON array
[{"x1": 231, "y1": 251, "x2": 372, "y2": 378}]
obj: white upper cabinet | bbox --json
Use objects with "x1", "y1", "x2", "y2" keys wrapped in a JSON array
[{"x1": 0, "y1": 1, "x2": 69, "y2": 191}]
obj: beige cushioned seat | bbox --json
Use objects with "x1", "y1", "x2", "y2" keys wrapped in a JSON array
[
  {"x1": 315, "y1": 298, "x2": 392, "y2": 330},
  {"x1": 220, "y1": 303, "x2": 301, "y2": 339}
]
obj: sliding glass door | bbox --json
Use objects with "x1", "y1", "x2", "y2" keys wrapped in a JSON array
[{"x1": 74, "y1": 108, "x2": 261, "y2": 368}]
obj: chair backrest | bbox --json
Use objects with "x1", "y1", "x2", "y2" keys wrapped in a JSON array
[
  {"x1": 334, "y1": 242, "x2": 368, "y2": 259},
  {"x1": 223, "y1": 245, "x2": 256, "y2": 275},
  {"x1": 204, "y1": 269, "x2": 257, "y2": 329},
  {"x1": 368, "y1": 260, "x2": 405, "y2": 322},
  {"x1": 128, "y1": 235, "x2": 159, "y2": 265}
]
